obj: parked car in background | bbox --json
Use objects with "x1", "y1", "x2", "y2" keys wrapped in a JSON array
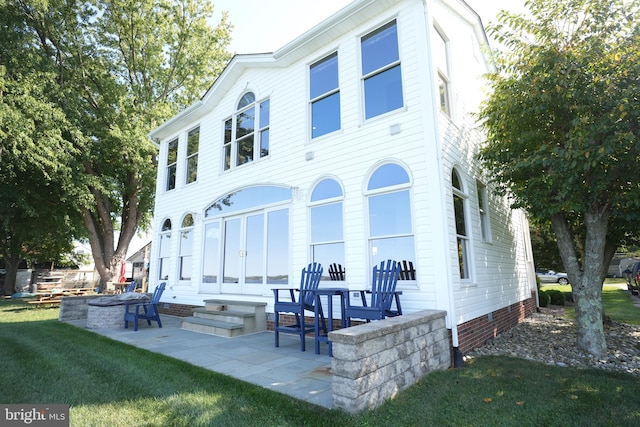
[
  {"x1": 536, "y1": 269, "x2": 569, "y2": 285},
  {"x1": 623, "y1": 262, "x2": 640, "y2": 295}
]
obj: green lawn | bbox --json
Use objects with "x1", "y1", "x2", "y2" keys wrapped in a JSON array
[
  {"x1": 1, "y1": 299, "x2": 639, "y2": 426},
  {"x1": 540, "y1": 281, "x2": 640, "y2": 325}
]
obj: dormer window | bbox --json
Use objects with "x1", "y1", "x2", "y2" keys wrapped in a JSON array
[{"x1": 223, "y1": 92, "x2": 270, "y2": 170}]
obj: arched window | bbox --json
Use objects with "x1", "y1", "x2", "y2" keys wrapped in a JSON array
[
  {"x1": 158, "y1": 218, "x2": 172, "y2": 280},
  {"x1": 223, "y1": 92, "x2": 270, "y2": 170},
  {"x1": 452, "y1": 168, "x2": 470, "y2": 279},
  {"x1": 366, "y1": 163, "x2": 415, "y2": 281},
  {"x1": 202, "y1": 186, "x2": 291, "y2": 292},
  {"x1": 179, "y1": 214, "x2": 194, "y2": 281},
  {"x1": 309, "y1": 178, "x2": 345, "y2": 280}
]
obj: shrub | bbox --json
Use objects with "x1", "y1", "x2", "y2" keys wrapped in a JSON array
[
  {"x1": 564, "y1": 291, "x2": 574, "y2": 303},
  {"x1": 538, "y1": 290, "x2": 550, "y2": 307},
  {"x1": 547, "y1": 289, "x2": 566, "y2": 306}
]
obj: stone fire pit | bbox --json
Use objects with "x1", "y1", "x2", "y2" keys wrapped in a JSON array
[{"x1": 86, "y1": 293, "x2": 149, "y2": 329}]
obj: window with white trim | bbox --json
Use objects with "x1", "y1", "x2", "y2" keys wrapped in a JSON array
[
  {"x1": 366, "y1": 163, "x2": 416, "y2": 281},
  {"x1": 185, "y1": 127, "x2": 199, "y2": 184},
  {"x1": 158, "y1": 219, "x2": 172, "y2": 280},
  {"x1": 202, "y1": 186, "x2": 291, "y2": 290},
  {"x1": 309, "y1": 178, "x2": 345, "y2": 281},
  {"x1": 452, "y1": 169, "x2": 469, "y2": 279},
  {"x1": 310, "y1": 52, "x2": 340, "y2": 138},
  {"x1": 361, "y1": 20, "x2": 404, "y2": 120},
  {"x1": 433, "y1": 26, "x2": 451, "y2": 116},
  {"x1": 223, "y1": 92, "x2": 270, "y2": 170},
  {"x1": 179, "y1": 214, "x2": 194, "y2": 280},
  {"x1": 166, "y1": 138, "x2": 178, "y2": 191},
  {"x1": 477, "y1": 180, "x2": 492, "y2": 242}
]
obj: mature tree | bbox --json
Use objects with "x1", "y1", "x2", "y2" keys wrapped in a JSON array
[
  {"x1": 479, "y1": 0, "x2": 640, "y2": 357},
  {"x1": 0, "y1": 66, "x2": 80, "y2": 294},
  {"x1": 8, "y1": 0, "x2": 232, "y2": 287}
]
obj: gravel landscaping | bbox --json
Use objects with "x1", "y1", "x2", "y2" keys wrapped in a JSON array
[{"x1": 466, "y1": 306, "x2": 640, "y2": 377}]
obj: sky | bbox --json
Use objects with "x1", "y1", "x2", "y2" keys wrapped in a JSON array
[{"x1": 212, "y1": 0, "x2": 527, "y2": 55}]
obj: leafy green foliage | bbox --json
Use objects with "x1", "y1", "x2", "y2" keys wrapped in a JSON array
[
  {"x1": 478, "y1": 0, "x2": 640, "y2": 357},
  {"x1": 530, "y1": 219, "x2": 564, "y2": 271},
  {"x1": 547, "y1": 289, "x2": 566, "y2": 306},
  {"x1": 1, "y1": 0, "x2": 232, "y2": 286},
  {"x1": 538, "y1": 290, "x2": 551, "y2": 307}
]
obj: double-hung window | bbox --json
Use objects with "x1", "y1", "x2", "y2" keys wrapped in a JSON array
[
  {"x1": 185, "y1": 127, "x2": 199, "y2": 184},
  {"x1": 361, "y1": 20, "x2": 403, "y2": 120},
  {"x1": 452, "y1": 169, "x2": 470, "y2": 279},
  {"x1": 433, "y1": 26, "x2": 451, "y2": 115},
  {"x1": 158, "y1": 219, "x2": 172, "y2": 280},
  {"x1": 310, "y1": 52, "x2": 340, "y2": 138},
  {"x1": 223, "y1": 92, "x2": 270, "y2": 170},
  {"x1": 166, "y1": 138, "x2": 178, "y2": 191},
  {"x1": 477, "y1": 180, "x2": 492, "y2": 242},
  {"x1": 179, "y1": 214, "x2": 194, "y2": 280}
]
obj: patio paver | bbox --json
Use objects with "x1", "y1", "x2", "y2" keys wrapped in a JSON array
[{"x1": 66, "y1": 315, "x2": 334, "y2": 408}]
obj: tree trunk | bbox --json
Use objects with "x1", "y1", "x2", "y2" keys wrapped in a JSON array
[
  {"x1": 551, "y1": 210, "x2": 608, "y2": 358},
  {"x1": 82, "y1": 178, "x2": 139, "y2": 291},
  {"x1": 3, "y1": 255, "x2": 20, "y2": 296}
]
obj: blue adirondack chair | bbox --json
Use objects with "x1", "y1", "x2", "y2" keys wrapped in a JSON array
[
  {"x1": 124, "y1": 280, "x2": 137, "y2": 293},
  {"x1": 273, "y1": 263, "x2": 325, "y2": 351},
  {"x1": 124, "y1": 282, "x2": 166, "y2": 331},
  {"x1": 345, "y1": 260, "x2": 402, "y2": 324}
]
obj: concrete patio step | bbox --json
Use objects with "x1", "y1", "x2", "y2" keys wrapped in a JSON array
[
  {"x1": 181, "y1": 299, "x2": 267, "y2": 338},
  {"x1": 180, "y1": 317, "x2": 245, "y2": 337}
]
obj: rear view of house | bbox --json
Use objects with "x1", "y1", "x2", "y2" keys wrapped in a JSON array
[{"x1": 148, "y1": 0, "x2": 538, "y2": 358}]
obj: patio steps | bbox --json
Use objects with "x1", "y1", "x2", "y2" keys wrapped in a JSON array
[{"x1": 180, "y1": 299, "x2": 267, "y2": 338}]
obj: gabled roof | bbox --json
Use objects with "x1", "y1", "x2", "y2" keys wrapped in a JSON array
[{"x1": 149, "y1": 0, "x2": 487, "y2": 141}]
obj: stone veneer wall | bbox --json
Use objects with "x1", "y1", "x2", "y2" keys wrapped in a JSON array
[
  {"x1": 87, "y1": 304, "x2": 127, "y2": 329},
  {"x1": 329, "y1": 310, "x2": 449, "y2": 414},
  {"x1": 58, "y1": 295, "x2": 97, "y2": 322}
]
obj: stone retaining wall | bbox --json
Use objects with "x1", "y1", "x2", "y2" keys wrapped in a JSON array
[
  {"x1": 58, "y1": 295, "x2": 96, "y2": 322},
  {"x1": 87, "y1": 304, "x2": 127, "y2": 329},
  {"x1": 329, "y1": 310, "x2": 449, "y2": 413}
]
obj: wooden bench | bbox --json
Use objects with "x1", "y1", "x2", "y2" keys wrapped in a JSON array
[
  {"x1": 28, "y1": 294, "x2": 63, "y2": 306},
  {"x1": 62, "y1": 287, "x2": 96, "y2": 296},
  {"x1": 28, "y1": 299, "x2": 62, "y2": 306}
]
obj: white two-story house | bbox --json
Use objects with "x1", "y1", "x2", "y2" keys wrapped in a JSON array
[{"x1": 148, "y1": 0, "x2": 538, "y2": 357}]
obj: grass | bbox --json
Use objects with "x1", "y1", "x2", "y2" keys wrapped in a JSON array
[
  {"x1": 541, "y1": 280, "x2": 640, "y2": 325},
  {"x1": 1, "y1": 299, "x2": 639, "y2": 426}
]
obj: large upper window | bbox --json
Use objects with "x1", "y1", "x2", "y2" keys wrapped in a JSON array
[
  {"x1": 166, "y1": 138, "x2": 178, "y2": 191},
  {"x1": 179, "y1": 214, "x2": 194, "y2": 280},
  {"x1": 453, "y1": 169, "x2": 470, "y2": 279},
  {"x1": 433, "y1": 27, "x2": 451, "y2": 115},
  {"x1": 158, "y1": 219, "x2": 172, "y2": 280},
  {"x1": 309, "y1": 178, "x2": 345, "y2": 281},
  {"x1": 361, "y1": 20, "x2": 403, "y2": 119},
  {"x1": 366, "y1": 163, "x2": 415, "y2": 281},
  {"x1": 185, "y1": 127, "x2": 199, "y2": 184},
  {"x1": 223, "y1": 92, "x2": 270, "y2": 170},
  {"x1": 310, "y1": 52, "x2": 340, "y2": 138}
]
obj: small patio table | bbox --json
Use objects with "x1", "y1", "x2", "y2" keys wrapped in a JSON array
[{"x1": 311, "y1": 287, "x2": 349, "y2": 356}]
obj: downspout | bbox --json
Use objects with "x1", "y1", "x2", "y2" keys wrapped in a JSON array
[{"x1": 422, "y1": 0, "x2": 463, "y2": 367}]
